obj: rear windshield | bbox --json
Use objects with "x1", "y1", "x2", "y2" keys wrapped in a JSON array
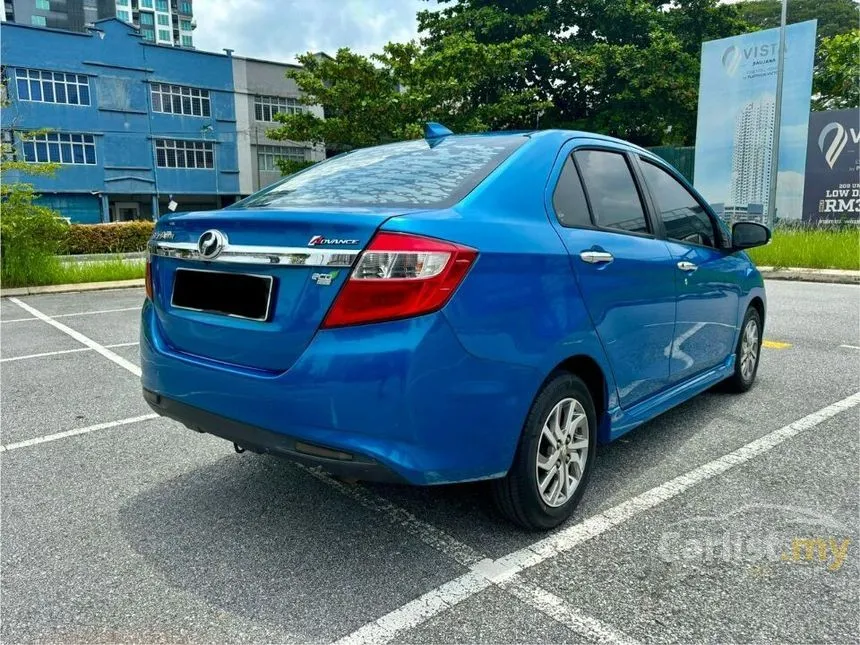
[{"x1": 236, "y1": 135, "x2": 527, "y2": 209}]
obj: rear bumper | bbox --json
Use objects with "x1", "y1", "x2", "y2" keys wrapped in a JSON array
[
  {"x1": 140, "y1": 299, "x2": 540, "y2": 485},
  {"x1": 143, "y1": 388, "x2": 408, "y2": 483}
]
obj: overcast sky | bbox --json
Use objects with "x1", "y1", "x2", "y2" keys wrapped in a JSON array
[{"x1": 192, "y1": 0, "x2": 437, "y2": 63}]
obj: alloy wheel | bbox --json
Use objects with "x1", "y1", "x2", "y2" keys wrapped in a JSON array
[
  {"x1": 740, "y1": 318, "x2": 759, "y2": 381},
  {"x1": 535, "y1": 397, "x2": 589, "y2": 507}
]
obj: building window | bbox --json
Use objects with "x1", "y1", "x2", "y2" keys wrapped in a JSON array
[
  {"x1": 181, "y1": 35, "x2": 193, "y2": 47},
  {"x1": 254, "y1": 95, "x2": 303, "y2": 122},
  {"x1": 151, "y1": 83, "x2": 210, "y2": 117},
  {"x1": 116, "y1": 9, "x2": 130, "y2": 21},
  {"x1": 140, "y1": 0, "x2": 153, "y2": 7},
  {"x1": 155, "y1": 139, "x2": 213, "y2": 169},
  {"x1": 156, "y1": 0, "x2": 168, "y2": 10},
  {"x1": 179, "y1": 1, "x2": 192, "y2": 14},
  {"x1": 116, "y1": 0, "x2": 128, "y2": 5},
  {"x1": 257, "y1": 145, "x2": 306, "y2": 172},
  {"x1": 141, "y1": 28, "x2": 155, "y2": 41},
  {"x1": 139, "y1": 11, "x2": 154, "y2": 24},
  {"x1": 31, "y1": 15, "x2": 47, "y2": 26},
  {"x1": 157, "y1": 13, "x2": 169, "y2": 25},
  {"x1": 180, "y1": 19, "x2": 191, "y2": 30},
  {"x1": 35, "y1": 0, "x2": 50, "y2": 9},
  {"x1": 15, "y1": 69, "x2": 91, "y2": 106},
  {"x1": 22, "y1": 132, "x2": 97, "y2": 165},
  {"x1": 157, "y1": 29, "x2": 171, "y2": 40}
]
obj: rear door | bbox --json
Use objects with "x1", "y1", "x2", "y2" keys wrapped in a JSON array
[
  {"x1": 635, "y1": 157, "x2": 740, "y2": 382},
  {"x1": 548, "y1": 145, "x2": 677, "y2": 408}
]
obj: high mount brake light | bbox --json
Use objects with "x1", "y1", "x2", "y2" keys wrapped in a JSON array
[{"x1": 322, "y1": 232, "x2": 477, "y2": 328}]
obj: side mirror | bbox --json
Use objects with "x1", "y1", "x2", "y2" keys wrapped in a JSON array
[{"x1": 732, "y1": 222, "x2": 771, "y2": 250}]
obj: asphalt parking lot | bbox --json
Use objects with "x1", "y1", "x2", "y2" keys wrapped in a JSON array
[{"x1": 1, "y1": 280, "x2": 858, "y2": 644}]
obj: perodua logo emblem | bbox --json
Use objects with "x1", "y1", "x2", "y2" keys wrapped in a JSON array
[{"x1": 198, "y1": 229, "x2": 227, "y2": 259}]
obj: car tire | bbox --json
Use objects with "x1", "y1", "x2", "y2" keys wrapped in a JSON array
[
  {"x1": 723, "y1": 306, "x2": 762, "y2": 393},
  {"x1": 491, "y1": 372, "x2": 597, "y2": 531}
]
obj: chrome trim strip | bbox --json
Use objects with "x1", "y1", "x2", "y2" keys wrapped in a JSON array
[{"x1": 149, "y1": 241, "x2": 360, "y2": 267}]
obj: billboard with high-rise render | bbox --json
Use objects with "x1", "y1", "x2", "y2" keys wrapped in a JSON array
[{"x1": 693, "y1": 21, "x2": 817, "y2": 226}]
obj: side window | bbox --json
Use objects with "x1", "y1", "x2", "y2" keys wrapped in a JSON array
[
  {"x1": 640, "y1": 160, "x2": 717, "y2": 248},
  {"x1": 552, "y1": 155, "x2": 592, "y2": 228},
  {"x1": 575, "y1": 150, "x2": 649, "y2": 234}
]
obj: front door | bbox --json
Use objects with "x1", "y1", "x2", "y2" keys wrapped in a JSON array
[
  {"x1": 636, "y1": 158, "x2": 740, "y2": 382},
  {"x1": 549, "y1": 147, "x2": 677, "y2": 408},
  {"x1": 114, "y1": 202, "x2": 140, "y2": 222}
]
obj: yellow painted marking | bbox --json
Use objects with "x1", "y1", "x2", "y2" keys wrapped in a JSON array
[{"x1": 763, "y1": 340, "x2": 792, "y2": 349}]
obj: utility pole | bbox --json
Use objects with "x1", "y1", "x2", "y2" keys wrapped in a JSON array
[{"x1": 766, "y1": 0, "x2": 788, "y2": 228}]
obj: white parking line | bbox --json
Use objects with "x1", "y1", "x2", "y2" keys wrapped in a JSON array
[
  {"x1": 335, "y1": 390, "x2": 860, "y2": 645},
  {"x1": 1, "y1": 306, "x2": 140, "y2": 324},
  {"x1": 500, "y1": 576, "x2": 641, "y2": 645},
  {"x1": 9, "y1": 298, "x2": 141, "y2": 377},
  {"x1": 0, "y1": 414, "x2": 158, "y2": 452},
  {"x1": 840, "y1": 344, "x2": 860, "y2": 350},
  {"x1": 1, "y1": 342, "x2": 139, "y2": 363}
]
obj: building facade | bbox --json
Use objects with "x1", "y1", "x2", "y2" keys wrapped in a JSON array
[
  {"x1": 231, "y1": 55, "x2": 324, "y2": 195},
  {"x1": 4, "y1": 0, "x2": 194, "y2": 47},
  {"x1": 728, "y1": 98, "x2": 775, "y2": 225},
  {"x1": 1, "y1": 18, "x2": 238, "y2": 222}
]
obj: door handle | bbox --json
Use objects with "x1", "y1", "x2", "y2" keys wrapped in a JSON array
[
  {"x1": 580, "y1": 251, "x2": 614, "y2": 264},
  {"x1": 677, "y1": 261, "x2": 698, "y2": 272}
]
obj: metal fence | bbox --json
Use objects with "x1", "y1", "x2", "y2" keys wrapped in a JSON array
[{"x1": 647, "y1": 146, "x2": 695, "y2": 183}]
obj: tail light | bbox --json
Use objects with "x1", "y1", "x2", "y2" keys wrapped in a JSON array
[
  {"x1": 322, "y1": 232, "x2": 477, "y2": 328},
  {"x1": 145, "y1": 251, "x2": 153, "y2": 300}
]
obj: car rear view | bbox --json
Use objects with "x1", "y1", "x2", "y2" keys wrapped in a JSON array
[{"x1": 141, "y1": 133, "x2": 529, "y2": 485}]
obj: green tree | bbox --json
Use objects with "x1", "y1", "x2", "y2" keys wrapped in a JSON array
[
  {"x1": 732, "y1": 0, "x2": 859, "y2": 42},
  {"x1": 269, "y1": 0, "x2": 748, "y2": 152},
  {"x1": 266, "y1": 48, "x2": 415, "y2": 154},
  {"x1": 0, "y1": 132, "x2": 68, "y2": 287},
  {"x1": 812, "y1": 29, "x2": 860, "y2": 110}
]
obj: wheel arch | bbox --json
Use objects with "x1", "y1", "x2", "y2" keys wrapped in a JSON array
[
  {"x1": 748, "y1": 295, "x2": 765, "y2": 328},
  {"x1": 547, "y1": 354, "x2": 611, "y2": 442}
]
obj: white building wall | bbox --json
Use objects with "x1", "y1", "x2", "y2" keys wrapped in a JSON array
[{"x1": 231, "y1": 56, "x2": 325, "y2": 196}]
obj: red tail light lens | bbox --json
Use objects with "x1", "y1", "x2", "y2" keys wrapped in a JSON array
[
  {"x1": 322, "y1": 232, "x2": 477, "y2": 328},
  {"x1": 145, "y1": 252, "x2": 153, "y2": 300}
]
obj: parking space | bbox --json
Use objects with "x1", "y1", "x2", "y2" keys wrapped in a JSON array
[{"x1": 1, "y1": 281, "x2": 858, "y2": 644}]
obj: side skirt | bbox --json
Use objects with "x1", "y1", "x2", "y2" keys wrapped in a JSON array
[{"x1": 602, "y1": 356, "x2": 735, "y2": 442}]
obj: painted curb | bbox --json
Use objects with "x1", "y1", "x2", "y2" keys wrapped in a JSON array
[
  {"x1": 0, "y1": 279, "x2": 145, "y2": 297},
  {"x1": 759, "y1": 267, "x2": 860, "y2": 285}
]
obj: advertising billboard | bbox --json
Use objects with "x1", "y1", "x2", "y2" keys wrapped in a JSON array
[
  {"x1": 694, "y1": 21, "x2": 817, "y2": 226},
  {"x1": 801, "y1": 109, "x2": 860, "y2": 224}
]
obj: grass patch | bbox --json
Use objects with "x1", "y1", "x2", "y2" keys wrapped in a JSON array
[
  {"x1": 1, "y1": 257, "x2": 144, "y2": 288},
  {"x1": 747, "y1": 228, "x2": 859, "y2": 271}
]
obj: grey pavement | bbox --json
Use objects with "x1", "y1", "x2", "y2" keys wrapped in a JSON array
[{"x1": 1, "y1": 280, "x2": 858, "y2": 644}]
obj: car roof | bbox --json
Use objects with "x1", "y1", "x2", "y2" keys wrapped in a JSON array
[{"x1": 439, "y1": 129, "x2": 652, "y2": 156}]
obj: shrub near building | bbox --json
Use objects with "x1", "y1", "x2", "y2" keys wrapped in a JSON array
[{"x1": 62, "y1": 221, "x2": 155, "y2": 255}]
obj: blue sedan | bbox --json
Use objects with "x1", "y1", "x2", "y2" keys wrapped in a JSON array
[{"x1": 141, "y1": 126, "x2": 769, "y2": 530}]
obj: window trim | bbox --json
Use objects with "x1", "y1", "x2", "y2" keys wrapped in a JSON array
[
  {"x1": 633, "y1": 154, "x2": 728, "y2": 250},
  {"x1": 154, "y1": 138, "x2": 215, "y2": 170},
  {"x1": 14, "y1": 68, "x2": 91, "y2": 107},
  {"x1": 20, "y1": 132, "x2": 97, "y2": 166},
  {"x1": 566, "y1": 145, "x2": 657, "y2": 240},
  {"x1": 150, "y1": 82, "x2": 211, "y2": 118},
  {"x1": 253, "y1": 94, "x2": 303, "y2": 122}
]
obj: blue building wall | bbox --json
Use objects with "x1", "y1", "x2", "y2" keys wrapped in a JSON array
[{"x1": 1, "y1": 19, "x2": 240, "y2": 223}]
